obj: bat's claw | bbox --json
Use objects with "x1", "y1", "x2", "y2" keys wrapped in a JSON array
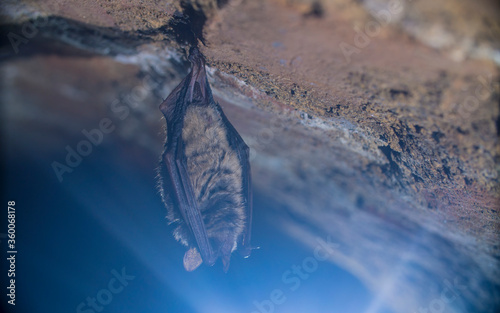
[
  {"x1": 188, "y1": 47, "x2": 204, "y2": 64},
  {"x1": 239, "y1": 244, "x2": 260, "y2": 258}
]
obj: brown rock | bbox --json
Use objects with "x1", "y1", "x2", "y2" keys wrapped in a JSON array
[{"x1": 1, "y1": 0, "x2": 499, "y2": 312}]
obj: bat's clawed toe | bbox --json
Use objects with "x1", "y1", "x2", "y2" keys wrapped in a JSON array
[
  {"x1": 188, "y1": 47, "x2": 204, "y2": 64},
  {"x1": 239, "y1": 244, "x2": 259, "y2": 258}
]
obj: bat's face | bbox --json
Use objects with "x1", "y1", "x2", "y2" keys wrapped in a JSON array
[{"x1": 158, "y1": 47, "x2": 253, "y2": 272}]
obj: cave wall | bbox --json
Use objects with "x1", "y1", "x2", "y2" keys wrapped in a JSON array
[{"x1": 1, "y1": 0, "x2": 499, "y2": 312}]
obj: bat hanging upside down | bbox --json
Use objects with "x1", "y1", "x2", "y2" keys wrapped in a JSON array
[{"x1": 158, "y1": 47, "x2": 254, "y2": 272}]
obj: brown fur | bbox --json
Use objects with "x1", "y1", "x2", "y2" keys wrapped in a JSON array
[
  {"x1": 181, "y1": 105, "x2": 246, "y2": 250},
  {"x1": 157, "y1": 47, "x2": 252, "y2": 271}
]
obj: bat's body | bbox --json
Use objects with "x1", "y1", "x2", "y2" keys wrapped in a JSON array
[{"x1": 158, "y1": 48, "x2": 253, "y2": 272}]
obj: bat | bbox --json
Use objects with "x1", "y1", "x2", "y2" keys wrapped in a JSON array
[{"x1": 157, "y1": 47, "x2": 253, "y2": 272}]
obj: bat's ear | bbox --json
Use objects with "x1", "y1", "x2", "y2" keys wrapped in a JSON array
[{"x1": 183, "y1": 247, "x2": 203, "y2": 272}]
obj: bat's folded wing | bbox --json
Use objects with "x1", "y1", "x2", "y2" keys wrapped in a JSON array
[
  {"x1": 163, "y1": 148, "x2": 216, "y2": 270},
  {"x1": 216, "y1": 104, "x2": 254, "y2": 258}
]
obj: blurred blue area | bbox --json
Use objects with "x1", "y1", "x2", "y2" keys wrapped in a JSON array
[{"x1": 2, "y1": 141, "x2": 394, "y2": 313}]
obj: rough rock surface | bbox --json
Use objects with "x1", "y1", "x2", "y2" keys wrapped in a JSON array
[{"x1": 1, "y1": 0, "x2": 499, "y2": 312}]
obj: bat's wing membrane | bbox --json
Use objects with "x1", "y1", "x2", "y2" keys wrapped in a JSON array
[
  {"x1": 163, "y1": 136, "x2": 216, "y2": 267},
  {"x1": 217, "y1": 105, "x2": 254, "y2": 258},
  {"x1": 160, "y1": 53, "x2": 216, "y2": 268}
]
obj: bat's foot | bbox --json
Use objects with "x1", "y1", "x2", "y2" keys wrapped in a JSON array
[
  {"x1": 188, "y1": 47, "x2": 203, "y2": 63},
  {"x1": 239, "y1": 244, "x2": 260, "y2": 258},
  {"x1": 186, "y1": 47, "x2": 207, "y2": 103}
]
